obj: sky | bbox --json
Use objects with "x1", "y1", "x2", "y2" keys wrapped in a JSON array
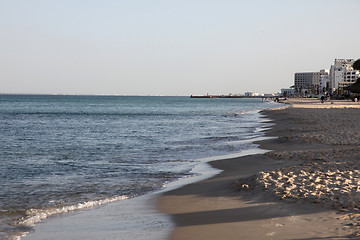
[{"x1": 1, "y1": 0, "x2": 359, "y2": 96}]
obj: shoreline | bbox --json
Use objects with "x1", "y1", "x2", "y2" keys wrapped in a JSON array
[
  {"x1": 157, "y1": 98, "x2": 360, "y2": 239},
  {"x1": 22, "y1": 144, "x2": 270, "y2": 240},
  {"x1": 22, "y1": 98, "x2": 360, "y2": 239},
  {"x1": 23, "y1": 190, "x2": 174, "y2": 240},
  {"x1": 22, "y1": 108, "x2": 273, "y2": 240}
]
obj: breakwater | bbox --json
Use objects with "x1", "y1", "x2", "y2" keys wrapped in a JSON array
[{"x1": 190, "y1": 95, "x2": 275, "y2": 99}]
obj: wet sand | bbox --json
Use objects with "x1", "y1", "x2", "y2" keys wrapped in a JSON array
[{"x1": 158, "y1": 98, "x2": 360, "y2": 239}]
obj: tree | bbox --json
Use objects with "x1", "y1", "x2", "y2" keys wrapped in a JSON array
[{"x1": 353, "y1": 59, "x2": 360, "y2": 71}]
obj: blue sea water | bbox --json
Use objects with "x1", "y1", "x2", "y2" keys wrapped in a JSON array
[{"x1": 0, "y1": 95, "x2": 278, "y2": 239}]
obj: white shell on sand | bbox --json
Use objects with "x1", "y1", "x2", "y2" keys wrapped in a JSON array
[{"x1": 256, "y1": 99, "x2": 360, "y2": 211}]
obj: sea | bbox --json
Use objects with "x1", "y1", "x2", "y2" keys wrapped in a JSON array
[{"x1": 0, "y1": 95, "x2": 279, "y2": 239}]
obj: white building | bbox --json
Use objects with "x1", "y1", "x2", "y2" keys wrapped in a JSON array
[
  {"x1": 281, "y1": 89, "x2": 295, "y2": 97},
  {"x1": 340, "y1": 69, "x2": 360, "y2": 88},
  {"x1": 330, "y1": 59, "x2": 360, "y2": 90},
  {"x1": 319, "y1": 74, "x2": 329, "y2": 94},
  {"x1": 318, "y1": 69, "x2": 329, "y2": 94},
  {"x1": 244, "y1": 92, "x2": 259, "y2": 97}
]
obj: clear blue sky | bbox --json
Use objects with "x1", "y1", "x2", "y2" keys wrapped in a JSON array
[{"x1": 1, "y1": 0, "x2": 359, "y2": 95}]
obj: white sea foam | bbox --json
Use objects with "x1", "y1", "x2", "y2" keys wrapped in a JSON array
[{"x1": 17, "y1": 195, "x2": 128, "y2": 229}]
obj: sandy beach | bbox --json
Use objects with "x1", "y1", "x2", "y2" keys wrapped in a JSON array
[{"x1": 158, "y1": 98, "x2": 360, "y2": 239}]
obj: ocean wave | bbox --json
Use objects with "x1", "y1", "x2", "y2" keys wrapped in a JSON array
[
  {"x1": 15, "y1": 195, "x2": 128, "y2": 238},
  {"x1": 222, "y1": 109, "x2": 261, "y2": 117}
]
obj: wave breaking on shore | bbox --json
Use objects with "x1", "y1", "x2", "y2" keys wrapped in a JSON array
[{"x1": 11, "y1": 195, "x2": 128, "y2": 240}]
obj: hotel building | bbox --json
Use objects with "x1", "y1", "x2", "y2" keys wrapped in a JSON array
[
  {"x1": 294, "y1": 70, "x2": 328, "y2": 94},
  {"x1": 329, "y1": 59, "x2": 360, "y2": 90}
]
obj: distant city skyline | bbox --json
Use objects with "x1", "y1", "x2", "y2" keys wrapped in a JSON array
[{"x1": 1, "y1": 0, "x2": 359, "y2": 96}]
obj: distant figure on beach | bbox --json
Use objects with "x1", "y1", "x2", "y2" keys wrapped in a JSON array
[{"x1": 321, "y1": 96, "x2": 325, "y2": 103}]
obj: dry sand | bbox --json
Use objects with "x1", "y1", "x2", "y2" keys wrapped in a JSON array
[{"x1": 158, "y1": 98, "x2": 360, "y2": 239}]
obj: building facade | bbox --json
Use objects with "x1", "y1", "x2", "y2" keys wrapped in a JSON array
[
  {"x1": 244, "y1": 92, "x2": 260, "y2": 97},
  {"x1": 294, "y1": 72, "x2": 318, "y2": 90},
  {"x1": 294, "y1": 70, "x2": 328, "y2": 94},
  {"x1": 319, "y1": 74, "x2": 330, "y2": 94},
  {"x1": 330, "y1": 59, "x2": 360, "y2": 90},
  {"x1": 281, "y1": 88, "x2": 295, "y2": 97}
]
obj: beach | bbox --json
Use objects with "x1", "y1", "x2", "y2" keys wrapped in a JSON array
[
  {"x1": 158, "y1": 98, "x2": 360, "y2": 239},
  {"x1": 24, "y1": 98, "x2": 360, "y2": 239}
]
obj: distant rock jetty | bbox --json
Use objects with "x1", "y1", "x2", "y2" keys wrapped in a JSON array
[{"x1": 190, "y1": 94, "x2": 271, "y2": 99}]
